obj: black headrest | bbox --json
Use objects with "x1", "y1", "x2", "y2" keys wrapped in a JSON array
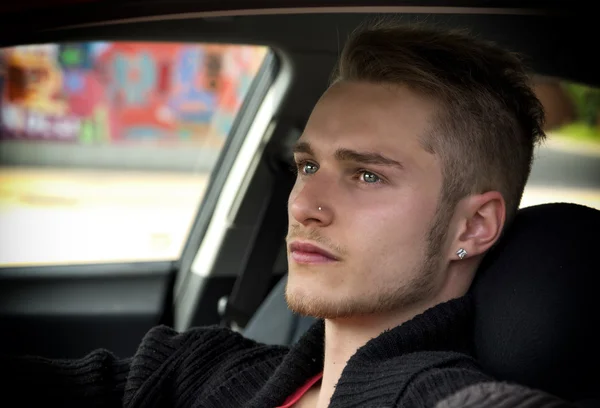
[{"x1": 472, "y1": 202, "x2": 600, "y2": 401}]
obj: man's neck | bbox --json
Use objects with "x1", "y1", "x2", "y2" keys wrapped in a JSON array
[{"x1": 314, "y1": 303, "x2": 435, "y2": 408}]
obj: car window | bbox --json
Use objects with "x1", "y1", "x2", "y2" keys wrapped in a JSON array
[
  {"x1": 522, "y1": 77, "x2": 600, "y2": 210},
  {"x1": 0, "y1": 42, "x2": 268, "y2": 267}
]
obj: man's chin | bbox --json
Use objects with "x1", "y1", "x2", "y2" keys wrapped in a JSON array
[
  {"x1": 286, "y1": 298, "x2": 342, "y2": 319},
  {"x1": 285, "y1": 284, "x2": 333, "y2": 318},
  {"x1": 285, "y1": 285, "x2": 369, "y2": 319}
]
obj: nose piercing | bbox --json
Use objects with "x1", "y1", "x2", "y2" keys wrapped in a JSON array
[{"x1": 318, "y1": 206, "x2": 322, "y2": 211}]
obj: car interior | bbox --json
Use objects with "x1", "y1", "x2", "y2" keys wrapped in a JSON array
[{"x1": 0, "y1": 1, "x2": 597, "y2": 406}]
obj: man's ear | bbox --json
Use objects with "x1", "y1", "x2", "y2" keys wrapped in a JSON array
[{"x1": 450, "y1": 191, "x2": 506, "y2": 261}]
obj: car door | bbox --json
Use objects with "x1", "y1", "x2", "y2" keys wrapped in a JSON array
[{"x1": 0, "y1": 35, "x2": 279, "y2": 358}]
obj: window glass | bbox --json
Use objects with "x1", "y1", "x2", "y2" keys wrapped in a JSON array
[
  {"x1": 0, "y1": 42, "x2": 268, "y2": 266},
  {"x1": 522, "y1": 77, "x2": 600, "y2": 210}
]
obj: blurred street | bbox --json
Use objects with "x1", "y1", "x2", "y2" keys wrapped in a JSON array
[{"x1": 0, "y1": 168, "x2": 209, "y2": 266}]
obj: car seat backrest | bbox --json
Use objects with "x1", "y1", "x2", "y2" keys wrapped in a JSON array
[
  {"x1": 471, "y1": 202, "x2": 600, "y2": 403},
  {"x1": 243, "y1": 274, "x2": 303, "y2": 345}
]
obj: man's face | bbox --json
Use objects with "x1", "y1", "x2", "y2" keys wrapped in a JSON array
[{"x1": 286, "y1": 81, "x2": 450, "y2": 319}]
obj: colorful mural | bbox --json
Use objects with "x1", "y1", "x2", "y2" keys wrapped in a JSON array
[{"x1": 0, "y1": 42, "x2": 268, "y2": 145}]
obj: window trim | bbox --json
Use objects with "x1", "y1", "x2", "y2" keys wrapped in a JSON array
[{"x1": 173, "y1": 48, "x2": 291, "y2": 331}]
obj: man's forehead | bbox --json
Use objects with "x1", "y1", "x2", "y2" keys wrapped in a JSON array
[
  {"x1": 306, "y1": 81, "x2": 436, "y2": 142},
  {"x1": 310, "y1": 83, "x2": 404, "y2": 123},
  {"x1": 315, "y1": 81, "x2": 436, "y2": 113},
  {"x1": 297, "y1": 85, "x2": 439, "y2": 171}
]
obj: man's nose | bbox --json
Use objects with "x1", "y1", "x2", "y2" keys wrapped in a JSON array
[{"x1": 289, "y1": 177, "x2": 334, "y2": 227}]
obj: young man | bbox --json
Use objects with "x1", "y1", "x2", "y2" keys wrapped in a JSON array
[{"x1": 3, "y1": 21, "x2": 571, "y2": 408}]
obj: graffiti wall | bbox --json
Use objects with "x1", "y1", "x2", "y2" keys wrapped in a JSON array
[{"x1": 0, "y1": 42, "x2": 268, "y2": 145}]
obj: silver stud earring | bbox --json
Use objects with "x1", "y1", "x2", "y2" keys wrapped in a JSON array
[{"x1": 456, "y1": 248, "x2": 467, "y2": 260}]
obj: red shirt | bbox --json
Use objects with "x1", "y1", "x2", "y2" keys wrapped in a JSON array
[{"x1": 276, "y1": 372, "x2": 323, "y2": 408}]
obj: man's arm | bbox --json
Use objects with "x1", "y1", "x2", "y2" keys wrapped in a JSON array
[
  {"x1": 0, "y1": 324, "x2": 200, "y2": 408},
  {"x1": 0, "y1": 324, "x2": 247, "y2": 407},
  {"x1": 1, "y1": 348, "x2": 131, "y2": 408}
]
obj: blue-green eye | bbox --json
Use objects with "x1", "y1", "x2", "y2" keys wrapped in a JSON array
[
  {"x1": 302, "y1": 162, "x2": 318, "y2": 175},
  {"x1": 360, "y1": 171, "x2": 380, "y2": 183}
]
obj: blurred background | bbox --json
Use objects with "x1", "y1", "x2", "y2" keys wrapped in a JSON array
[
  {"x1": 0, "y1": 41, "x2": 598, "y2": 267},
  {"x1": 0, "y1": 41, "x2": 267, "y2": 266}
]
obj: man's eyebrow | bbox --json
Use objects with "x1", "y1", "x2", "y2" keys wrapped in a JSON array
[
  {"x1": 292, "y1": 141, "x2": 404, "y2": 170},
  {"x1": 292, "y1": 141, "x2": 314, "y2": 155},
  {"x1": 335, "y1": 148, "x2": 404, "y2": 170}
]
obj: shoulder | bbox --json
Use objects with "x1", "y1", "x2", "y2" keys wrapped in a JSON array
[{"x1": 434, "y1": 382, "x2": 575, "y2": 408}]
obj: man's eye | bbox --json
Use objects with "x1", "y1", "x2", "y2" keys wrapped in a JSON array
[
  {"x1": 359, "y1": 171, "x2": 380, "y2": 183},
  {"x1": 301, "y1": 162, "x2": 318, "y2": 175}
]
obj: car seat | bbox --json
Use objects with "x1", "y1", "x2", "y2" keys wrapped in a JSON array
[{"x1": 243, "y1": 202, "x2": 600, "y2": 406}]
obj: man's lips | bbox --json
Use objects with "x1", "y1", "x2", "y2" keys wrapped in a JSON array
[{"x1": 289, "y1": 241, "x2": 339, "y2": 264}]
